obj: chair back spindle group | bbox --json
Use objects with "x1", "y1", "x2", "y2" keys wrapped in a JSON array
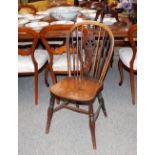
[{"x1": 66, "y1": 21, "x2": 114, "y2": 82}]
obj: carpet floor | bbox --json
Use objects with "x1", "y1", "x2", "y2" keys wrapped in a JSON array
[{"x1": 18, "y1": 58, "x2": 137, "y2": 155}]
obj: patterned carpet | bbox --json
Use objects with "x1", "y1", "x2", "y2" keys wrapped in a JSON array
[{"x1": 18, "y1": 57, "x2": 137, "y2": 155}]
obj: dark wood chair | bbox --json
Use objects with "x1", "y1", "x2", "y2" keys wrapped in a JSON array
[
  {"x1": 18, "y1": 4, "x2": 38, "y2": 14},
  {"x1": 45, "y1": 21, "x2": 114, "y2": 149},
  {"x1": 18, "y1": 27, "x2": 48, "y2": 105},
  {"x1": 79, "y1": 1, "x2": 122, "y2": 26},
  {"x1": 40, "y1": 24, "x2": 73, "y2": 86},
  {"x1": 118, "y1": 24, "x2": 137, "y2": 104}
]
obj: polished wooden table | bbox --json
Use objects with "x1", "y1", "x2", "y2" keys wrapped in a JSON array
[{"x1": 19, "y1": 14, "x2": 133, "y2": 46}]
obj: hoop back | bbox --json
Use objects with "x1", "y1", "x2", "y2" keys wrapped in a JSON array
[{"x1": 66, "y1": 21, "x2": 114, "y2": 82}]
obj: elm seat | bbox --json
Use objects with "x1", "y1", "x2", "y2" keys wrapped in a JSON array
[
  {"x1": 51, "y1": 77, "x2": 103, "y2": 102},
  {"x1": 119, "y1": 47, "x2": 137, "y2": 70},
  {"x1": 18, "y1": 49, "x2": 48, "y2": 73}
]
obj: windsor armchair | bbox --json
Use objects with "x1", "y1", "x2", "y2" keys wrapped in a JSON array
[{"x1": 45, "y1": 21, "x2": 114, "y2": 149}]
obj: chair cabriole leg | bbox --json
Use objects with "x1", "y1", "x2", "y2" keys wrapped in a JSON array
[
  {"x1": 34, "y1": 69, "x2": 38, "y2": 105},
  {"x1": 118, "y1": 59, "x2": 124, "y2": 86},
  {"x1": 130, "y1": 69, "x2": 136, "y2": 104}
]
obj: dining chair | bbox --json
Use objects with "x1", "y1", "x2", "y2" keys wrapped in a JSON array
[
  {"x1": 79, "y1": 1, "x2": 120, "y2": 24},
  {"x1": 18, "y1": 27, "x2": 48, "y2": 105},
  {"x1": 18, "y1": 4, "x2": 38, "y2": 14},
  {"x1": 40, "y1": 24, "x2": 73, "y2": 86},
  {"x1": 118, "y1": 24, "x2": 137, "y2": 104},
  {"x1": 94, "y1": 1, "x2": 122, "y2": 23},
  {"x1": 45, "y1": 21, "x2": 114, "y2": 149}
]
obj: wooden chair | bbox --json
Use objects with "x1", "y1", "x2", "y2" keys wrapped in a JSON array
[
  {"x1": 45, "y1": 21, "x2": 114, "y2": 149},
  {"x1": 18, "y1": 4, "x2": 38, "y2": 14},
  {"x1": 94, "y1": 1, "x2": 123, "y2": 23},
  {"x1": 118, "y1": 24, "x2": 137, "y2": 104},
  {"x1": 18, "y1": 27, "x2": 48, "y2": 105},
  {"x1": 40, "y1": 24, "x2": 73, "y2": 86},
  {"x1": 79, "y1": 0, "x2": 122, "y2": 24}
]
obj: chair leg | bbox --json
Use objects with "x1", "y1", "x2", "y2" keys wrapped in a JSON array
[
  {"x1": 76, "y1": 104, "x2": 79, "y2": 108},
  {"x1": 76, "y1": 102, "x2": 79, "y2": 108},
  {"x1": 34, "y1": 70, "x2": 38, "y2": 105},
  {"x1": 98, "y1": 93, "x2": 107, "y2": 117},
  {"x1": 89, "y1": 103, "x2": 96, "y2": 149},
  {"x1": 118, "y1": 59, "x2": 124, "y2": 86},
  {"x1": 130, "y1": 69, "x2": 136, "y2": 104},
  {"x1": 45, "y1": 63, "x2": 49, "y2": 87},
  {"x1": 49, "y1": 64, "x2": 57, "y2": 85},
  {"x1": 110, "y1": 51, "x2": 114, "y2": 68},
  {"x1": 56, "y1": 97, "x2": 60, "y2": 104},
  {"x1": 45, "y1": 93, "x2": 55, "y2": 134}
]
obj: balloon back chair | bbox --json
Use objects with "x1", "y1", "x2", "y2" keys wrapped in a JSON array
[
  {"x1": 45, "y1": 21, "x2": 114, "y2": 149},
  {"x1": 118, "y1": 24, "x2": 137, "y2": 104},
  {"x1": 40, "y1": 24, "x2": 73, "y2": 86},
  {"x1": 18, "y1": 27, "x2": 48, "y2": 105}
]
